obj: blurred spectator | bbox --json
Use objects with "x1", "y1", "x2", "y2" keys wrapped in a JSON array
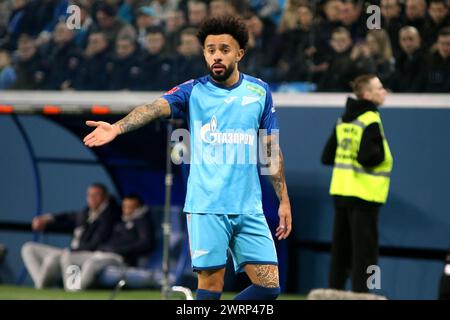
[
  {"x1": 108, "y1": 36, "x2": 142, "y2": 90},
  {"x1": 249, "y1": 0, "x2": 282, "y2": 25},
  {"x1": 10, "y1": 34, "x2": 46, "y2": 89},
  {"x1": 317, "y1": 27, "x2": 355, "y2": 91},
  {"x1": 423, "y1": 0, "x2": 450, "y2": 50},
  {"x1": 347, "y1": 40, "x2": 378, "y2": 84},
  {"x1": 380, "y1": 0, "x2": 404, "y2": 58},
  {"x1": 21, "y1": 183, "x2": 120, "y2": 289},
  {"x1": 0, "y1": 1, "x2": 12, "y2": 49},
  {"x1": 339, "y1": 0, "x2": 366, "y2": 42},
  {"x1": 164, "y1": 9, "x2": 186, "y2": 53},
  {"x1": 187, "y1": 0, "x2": 208, "y2": 27},
  {"x1": 240, "y1": 11, "x2": 280, "y2": 82},
  {"x1": 364, "y1": 29, "x2": 395, "y2": 86},
  {"x1": 117, "y1": 0, "x2": 143, "y2": 24},
  {"x1": 423, "y1": 27, "x2": 450, "y2": 92},
  {"x1": 88, "y1": 2, "x2": 136, "y2": 44},
  {"x1": 390, "y1": 26, "x2": 426, "y2": 92},
  {"x1": 0, "y1": 50, "x2": 17, "y2": 89},
  {"x1": 33, "y1": 0, "x2": 70, "y2": 48},
  {"x1": 73, "y1": 31, "x2": 112, "y2": 90},
  {"x1": 150, "y1": 0, "x2": 180, "y2": 26},
  {"x1": 60, "y1": 194, "x2": 154, "y2": 290},
  {"x1": 2, "y1": 0, "x2": 36, "y2": 50},
  {"x1": 172, "y1": 27, "x2": 205, "y2": 84},
  {"x1": 71, "y1": 1, "x2": 94, "y2": 48},
  {"x1": 40, "y1": 21, "x2": 81, "y2": 90},
  {"x1": 209, "y1": 0, "x2": 238, "y2": 17},
  {"x1": 315, "y1": 0, "x2": 343, "y2": 59},
  {"x1": 0, "y1": 0, "x2": 447, "y2": 93},
  {"x1": 90, "y1": 0, "x2": 123, "y2": 18},
  {"x1": 277, "y1": 3, "x2": 325, "y2": 82},
  {"x1": 140, "y1": 27, "x2": 175, "y2": 90},
  {"x1": 278, "y1": 0, "x2": 306, "y2": 33},
  {"x1": 0, "y1": 1, "x2": 12, "y2": 29},
  {"x1": 96, "y1": 193, "x2": 154, "y2": 267},
  {"x1": 404, "y1": 0, "x2": 427, "y2": 37},
  {"x1": 135, "y1": 6, "x2": 159, "y2": 47}
]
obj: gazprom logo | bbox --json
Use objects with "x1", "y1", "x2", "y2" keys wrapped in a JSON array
[
  {"x1": 200, "y1": 115, "x2": 255, "y2": 146},
  {"x1": 200, "y1": 115, "x2": 217, "y2": 143}
]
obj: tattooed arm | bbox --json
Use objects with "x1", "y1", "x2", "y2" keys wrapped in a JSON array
[
  {"x1": 114, "y1": 98, "x2": 171, "y2": 135},
  {"x1": 83, "y1": 98, "x2": 171, "y2": 147},
  {"x1": 263, "y1": 135, "x2": 292, "y2": 240}
]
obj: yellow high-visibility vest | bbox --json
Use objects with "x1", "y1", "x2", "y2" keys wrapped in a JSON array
[{"x1": 329, "y1": 110, "x2": 393, "y2": 203}]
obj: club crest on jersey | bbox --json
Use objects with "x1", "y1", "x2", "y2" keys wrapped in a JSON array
[{"x1": 165, "y1": 86, "x2": 179, "y2": 95}]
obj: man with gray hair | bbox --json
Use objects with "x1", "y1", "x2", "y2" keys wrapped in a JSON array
[{"x1": 390, "y1": 26, "x2": 426, "y2": 92}]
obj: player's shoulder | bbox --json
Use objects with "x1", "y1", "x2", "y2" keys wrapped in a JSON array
[
  {"x1": 241, "y1": 73, "x2": 270, "y2": 93},
  {"x1": 185, "y1": 75, "x2": 209, "y2": 87},
  {"x1": 164, "y1": 76, "x2": 208, "y2": 95},
  {"x1": 179, "y1": 76, "x2": 208, "y2": 88}
]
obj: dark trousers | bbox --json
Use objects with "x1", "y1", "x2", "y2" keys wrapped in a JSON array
[{"x1": 329, "y1": 203, "x2": 379, "y2": 293}]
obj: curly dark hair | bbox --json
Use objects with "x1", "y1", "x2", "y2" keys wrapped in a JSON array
[{"x1": 197, "y1": 15, "x2": 249, "y2": 50}]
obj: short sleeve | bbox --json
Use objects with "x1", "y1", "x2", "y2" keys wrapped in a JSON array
[
  {"x1": 259, "y1": 86, "x2": 279, "y2": 134},
  {"x1": 161, "y1": 79, "x2": 195, "y2": 119}
]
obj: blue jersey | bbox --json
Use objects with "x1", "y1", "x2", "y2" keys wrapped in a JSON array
[{"x1": 162, "y1": 73, "x2": 279, "y2": 215}]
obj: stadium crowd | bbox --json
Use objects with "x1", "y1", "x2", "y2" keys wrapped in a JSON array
[{"x1": 0, "y1": 0, "x2": 449, "y2": 92}]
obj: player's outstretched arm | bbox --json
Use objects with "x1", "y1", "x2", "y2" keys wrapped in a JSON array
[
  {"x1": 264, "y1": 135, "x2": 292, "y2": 240},
  {"x1": 83, "y1": 98, "x2": 171, "y2": 147}
]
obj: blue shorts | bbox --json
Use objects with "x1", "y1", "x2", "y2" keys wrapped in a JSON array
[{"x1": 186, "y1": 213, "x2": 278, "y2": 273}]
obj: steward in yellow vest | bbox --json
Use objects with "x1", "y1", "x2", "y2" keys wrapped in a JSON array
[{"x1": 321, "y1": 75, "x2": 393, "y2": 293}]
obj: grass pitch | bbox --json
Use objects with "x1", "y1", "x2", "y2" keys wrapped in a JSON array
[{"x1": 0, "y1": 285, "x2": 305, "y2": 300}]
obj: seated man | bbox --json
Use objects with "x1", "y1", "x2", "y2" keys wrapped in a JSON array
[
  {"x1": 60, "y1": 194, "x2": 155, "y2": 290},
  {"x1": 21, "y1": 183, "x2": 120, "y2": 289}
]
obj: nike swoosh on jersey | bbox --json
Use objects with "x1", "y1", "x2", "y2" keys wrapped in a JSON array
[
  {"x1": 224, "y1": 96, "x2": 238, "y2": 104},
  {"x1": 241, "y1": 96, "x2": 260, "y2": 106},
  {"x1": 192, "y1": 249, "x2": 209, "y2": 259}
]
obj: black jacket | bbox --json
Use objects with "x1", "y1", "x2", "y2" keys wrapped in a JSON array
[
  {"x1": 74, "y1": 48, "x2": 112, "y2": 91},
  {"x1": 390, "y1": 49, "x2": 427, "y2": 93},
  {"x1": 41, "y1": 40, "x2": 82, "y2": 90},
  {"x1": 107, "y1": 48, "x2": 142, "y2": 91},
  {"x1": 46, "y1": 197, "x2": 121, "y2": 251},
  {"x1": 98, "y1": 207, "x2": 155, "y2": 266},
  {"x1": 321, "y1": 98, "x2": 385, "y2": 208},
  {"x1": 424, "y1": 51, "x2": 450, "y2": 93}
]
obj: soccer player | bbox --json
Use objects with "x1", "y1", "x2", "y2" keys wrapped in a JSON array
[{"x1": 83, "y1": 15, "x2": 292, "y2": 300}]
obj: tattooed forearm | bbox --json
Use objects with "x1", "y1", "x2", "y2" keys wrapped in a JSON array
[
  {"x1": 271, "y1": 150, "x2": 287, "y2": 202},
  {"x1": 264, "y1": 136, "x2": 289, "y2": 202},
  {"x1": 254, "y1": 265, "x2": 279, "y2": 288},
  {"x1": 114, "y1": 98, "x2": 170, "y2": 134}
]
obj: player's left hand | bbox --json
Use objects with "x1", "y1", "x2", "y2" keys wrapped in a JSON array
[{"x1": 276, "y1": 201, "x2": 292, "y2": 240}]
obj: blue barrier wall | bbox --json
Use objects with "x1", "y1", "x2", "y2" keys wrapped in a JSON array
[{"x1": 1, "y1": 99, "x2": 449, "y2": 298}]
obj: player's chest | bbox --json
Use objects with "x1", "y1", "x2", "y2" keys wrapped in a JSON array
[{"x1": 189, "y1": 91, "x2": 263, "y2": 128}]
